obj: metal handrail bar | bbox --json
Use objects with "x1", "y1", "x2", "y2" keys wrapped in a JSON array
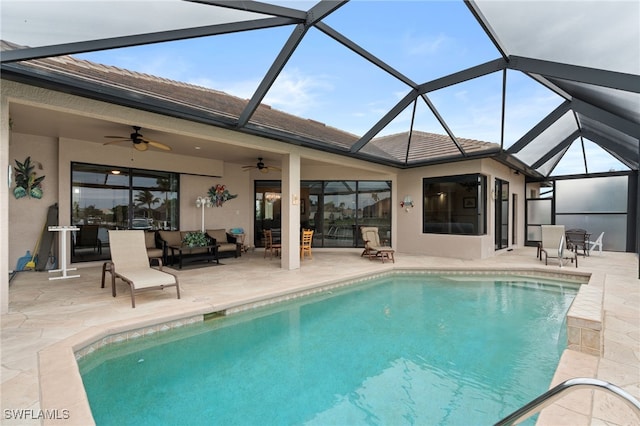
[{"x1": 495, "y1": 377, "x2": 640, "y2": 426}]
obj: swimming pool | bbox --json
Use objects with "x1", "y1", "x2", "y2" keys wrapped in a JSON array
[{"x1": 78, "y1": 273, "x2": 579, "y2": 425}]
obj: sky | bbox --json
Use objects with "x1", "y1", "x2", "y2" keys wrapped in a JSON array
[{"x1": 2, "y1": 0, "x2": 633, "y2": 176}]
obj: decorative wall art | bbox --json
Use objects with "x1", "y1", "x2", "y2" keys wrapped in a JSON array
[
  {"x1": 13, "y1": 157, "x2": 45, "y2": 199},
  {"x1": 208, "y1": 184, "x2": 237, "y2": 207}
]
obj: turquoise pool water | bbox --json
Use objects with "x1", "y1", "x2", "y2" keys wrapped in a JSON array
[{"x1": 79, "y1": 274, "x2": 579, "y2": 425}]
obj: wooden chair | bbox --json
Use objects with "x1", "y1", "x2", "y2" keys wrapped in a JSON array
[
  {"x1": 300, "y1": 229, "x2": 314, "y2": 260},
  {"x1": 360, "y1": 226, "x2": 395, "y2": 263},
  {"x1": 263, "y1": 229, "x2": 281, "y2": 259}
]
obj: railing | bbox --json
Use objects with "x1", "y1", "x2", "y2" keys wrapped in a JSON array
[{"x1": 495, "y1": 378, "x2": 640, "y2": 426}]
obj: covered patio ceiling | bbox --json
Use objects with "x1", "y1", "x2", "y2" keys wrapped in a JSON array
[{"x1": 1, "y1": 0, "x2": 638, "y2": 177}]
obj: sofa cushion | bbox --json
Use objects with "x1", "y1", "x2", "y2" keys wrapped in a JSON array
[
  {"x1": 158, "y1": 230, "x2": 182, "y2": 247},
  {"x1": 206, "y1": 229, "x2": 228, "y2": 244},
  {"x1": 144, "y1": 231, "x2": 157, "y2": 249},
  {"x1": 217, "y1": 242, "x2": 238, "y2": 253}
]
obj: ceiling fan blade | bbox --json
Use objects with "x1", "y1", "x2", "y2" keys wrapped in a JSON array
[
  {"x1": 146, "y1": 140, "x2": 172, "y2": 151},
  {"x1": 134, "y1": 142, "x2": 148, "y2": 151},
  {"x1": 268, "y1": 166, "x2": 282, "y2": 171},
  {"x1": 104, "y1": 135, "x2": 128, "y2": 139},
  {"x1": 103, "y1": 140, "x2": 129, "y2": 146}
]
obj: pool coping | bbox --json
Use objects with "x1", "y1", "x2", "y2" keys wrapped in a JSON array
[{"x1": 38, "y1": 266, "x2": 594, "y2": 426}]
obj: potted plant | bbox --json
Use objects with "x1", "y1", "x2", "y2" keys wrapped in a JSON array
[{"x1": 182, "y1": 231, "x2": 208, "y2": 247}]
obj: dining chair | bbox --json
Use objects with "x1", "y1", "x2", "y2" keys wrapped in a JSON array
[
  {"x1": 300, "y1": 229, "x2": 314, "y2": 260},
  {"x1": 263, "y1": 229, "x2": 281, "y2": 259}
]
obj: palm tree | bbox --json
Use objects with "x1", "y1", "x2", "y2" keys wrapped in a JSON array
[
  {"x1": 134, "y1": 190, "x2": 160, "y2": 219},
  {"x1": 155, "y1": 177, "x2": 173, "y2": 224}
]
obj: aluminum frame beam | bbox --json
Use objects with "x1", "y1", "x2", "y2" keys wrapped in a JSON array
[
  {"x1": 508, "y1": 56, "x2": 640, "y2": 93},
  {"x1": 236, "y1": 1, "x2": 347, "y2": 127},
  {"x1": 531, "y1": 130, "x2": 580, "y2": 169},
  {"x1": 507, "y1": 101, "x2": 572, "y2": 154},
  {"x1": 0, "y1": 17, "x2": 298, "y2": 63}
]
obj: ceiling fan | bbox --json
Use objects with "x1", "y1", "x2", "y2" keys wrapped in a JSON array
[
  {"x1": 241, "y1": 157, "x2": 281, "y2": 173},
  {"x1": 103, "y1": 126, "x2": 172, "y2": 151}
]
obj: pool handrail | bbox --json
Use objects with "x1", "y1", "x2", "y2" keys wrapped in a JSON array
[{"x1": 494, "y1": 377, "x2": 640, "y2": 426}]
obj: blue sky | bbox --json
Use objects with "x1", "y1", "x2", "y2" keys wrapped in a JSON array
[{"x1": 68, "y1": 1, "x2": 628, "y2": 176}]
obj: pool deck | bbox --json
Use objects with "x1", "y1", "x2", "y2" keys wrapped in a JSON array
[{"x1": 2, "y1": 247, "x2": 638, "y2": 425}]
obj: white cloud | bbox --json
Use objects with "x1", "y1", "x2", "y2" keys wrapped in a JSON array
[
  {"x1": 211, "y1": 79, "x2": 259, "y2": 100},
  {"x1": 404, "y1": 32, "x2": 449, "y2": 56},
  {"x1": 263, "y1": 68, "x2": 334, "y2": 116}
]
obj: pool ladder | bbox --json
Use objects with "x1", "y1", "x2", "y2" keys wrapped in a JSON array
[{"x1": 495, "y1": 377, "x2": 640, "y2": 425}]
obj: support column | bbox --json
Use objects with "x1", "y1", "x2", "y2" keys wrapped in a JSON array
[
  {"x1": 1, "y1": 93, "x2": 10, "y2": 314},
  {"x1": 281, "y1": 153, "x2": 301, "y2": 271}
]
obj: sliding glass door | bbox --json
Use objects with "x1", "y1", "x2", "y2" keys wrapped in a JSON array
[
  {"x1": 254, "y1": 180, "x2": 391, "y2": 248},
  {"x1": 71, "y1": 162, "x2": 179, "y2": 262}
]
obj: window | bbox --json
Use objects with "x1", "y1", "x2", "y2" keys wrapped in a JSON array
[
  {"x1": 71, "y1": 163, "x2": 179, "y2": 262},
  {"x1": 423, "y1": 174, "x2": 486, "y2": 235},
  {"x1": 254, "y1": 180, "x2": 392, "y2": 248}
]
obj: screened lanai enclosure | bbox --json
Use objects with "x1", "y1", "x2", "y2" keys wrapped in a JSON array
[
  {"x1": 2, "y1": 1, "x2": 637, "y2": 173},
  {"x1": 1, "y1": 0, "x2": 639, "y2": 271}
]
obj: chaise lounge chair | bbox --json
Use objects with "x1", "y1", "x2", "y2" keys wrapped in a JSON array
[
  {"x1": 360, "y1": 226, "x2": 395, "y2": 263},
  {"x1": 101, "y1": 230, "x2": 180, "y2": 308},
  {"x1": 540, "y1": 225, "x2": 577, "y2": 268}
]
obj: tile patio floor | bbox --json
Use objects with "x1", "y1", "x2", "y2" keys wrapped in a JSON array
[{"x1": 1, "y1": 247, "x2": 638, "y2": 425}]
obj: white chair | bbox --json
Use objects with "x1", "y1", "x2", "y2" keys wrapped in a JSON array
[
  {"x1": 589, "y1": 232, "x2": 604, "y2": 256},
  {"x1": 540, "y1": 225, "x2": 577, "y2": 268},
  {"x1": 101, "y1": 230, "x2": 180, "y2": 308}
]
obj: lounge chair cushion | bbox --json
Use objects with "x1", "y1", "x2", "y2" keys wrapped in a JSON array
[{"x1": 361, "y1": 226, "x2": 394, "y2": 263}]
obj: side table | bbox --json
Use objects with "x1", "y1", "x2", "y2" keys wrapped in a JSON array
[{"x1": 48, "y1": 226, "x2": 80, "y2": 280}]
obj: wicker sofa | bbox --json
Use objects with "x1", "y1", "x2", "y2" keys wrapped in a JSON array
[{"x1": 157, "y1": 229, "x2": 241, "y2": 266}]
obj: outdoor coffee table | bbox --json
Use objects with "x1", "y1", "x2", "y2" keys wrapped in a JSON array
[{"x1": 169, "y1": 244, "x2": 219, "y2": 269}]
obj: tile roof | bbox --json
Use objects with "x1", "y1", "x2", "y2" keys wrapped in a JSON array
[{"x1": 2, "y1": 40, "x2": 498, "y2": 165}]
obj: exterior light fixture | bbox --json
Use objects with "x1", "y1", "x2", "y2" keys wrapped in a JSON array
[
  {"x1": 400, "y1": 195, "x2": 414, "y2": 212},
  {"x1": 196, "y1": 195, "x2": 213, "y2": 232}
]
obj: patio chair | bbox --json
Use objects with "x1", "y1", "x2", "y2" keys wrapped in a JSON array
[
  {"x1": 589, "y1": 232, "x2": 604, "y2": 256},
  {"x1": 144, "y1": 231, "x2": 163, "y2": 265},
  {"x1": 300, "y1": 229, "x2": 313, "y2": 260},
  {"x1": 73, "y1": 224, "x2": 102, "y2": 255},
  {"x1": 565, "y1": 228, "x2": 589, "y2": 256},
  {"x1": 101, "y1": 230, "x2": 180, "y2": 308},
  {"x1": 360, "y1": 226, "x2": 395, "y2": 263},
  {"x1": 263, "y1": 229, "x2": 281, "y2": 259},
  {"x1": 540, "y1": 225, "x2": 577, "y2": 268}
]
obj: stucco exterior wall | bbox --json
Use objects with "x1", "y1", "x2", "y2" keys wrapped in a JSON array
[
  {"x1": 8, "y1": 133, "x2": 59, "y2": 273},
  {"x1": 396, "y1": 159, "x2": 525, "y2": 259}
]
